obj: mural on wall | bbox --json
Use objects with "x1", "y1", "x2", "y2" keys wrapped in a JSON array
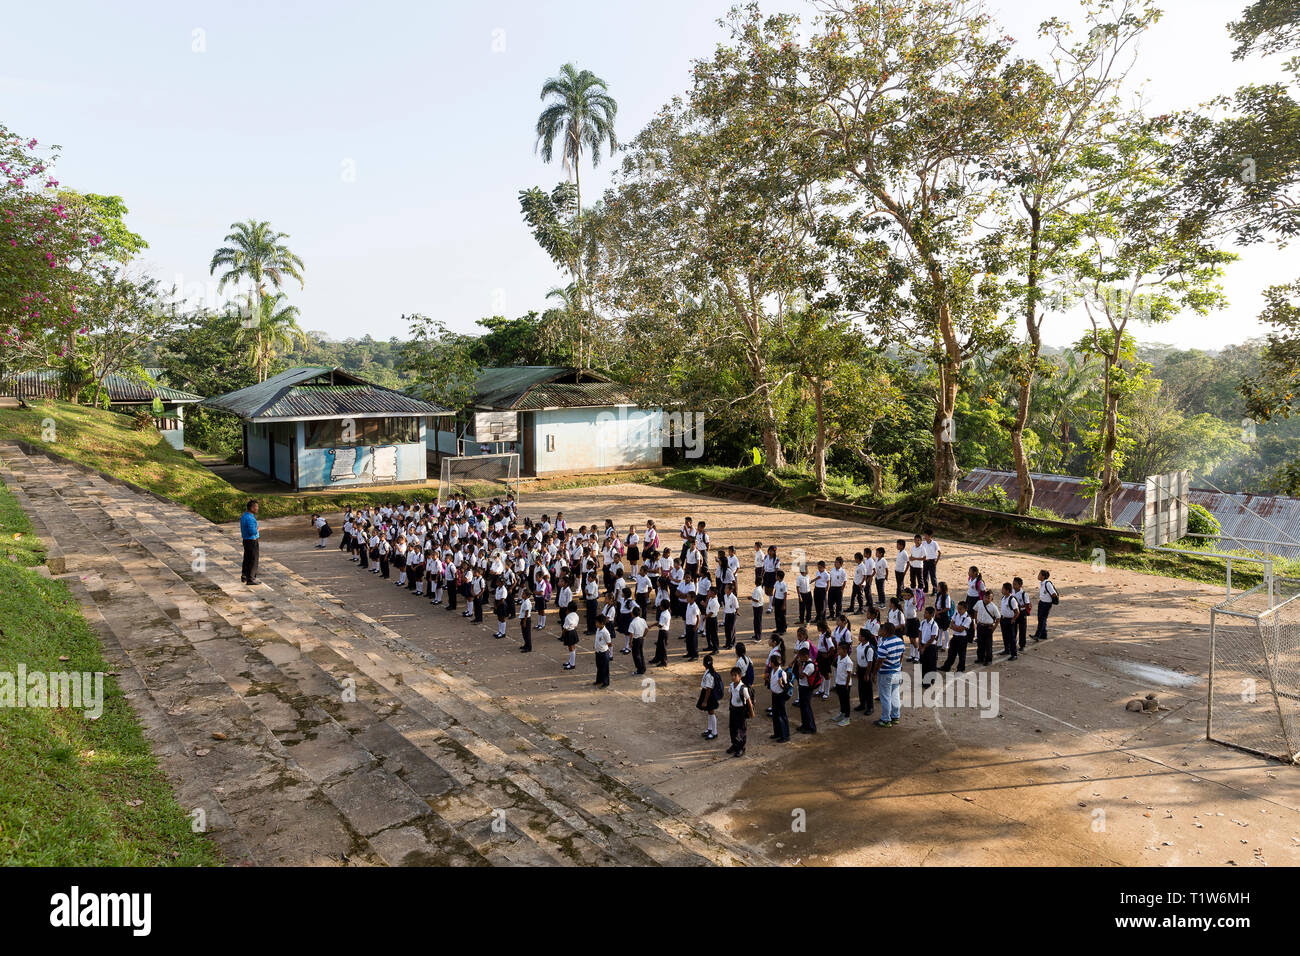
[
  {"x1": 325, "y1": 445, "x2": 400, "y2": 484},
  {"x1": 372, "y1": 445, "x2": 398, "y2": 481},
  {"x1": 330, "y1": 446, "x2": 358, "y2": 482}
]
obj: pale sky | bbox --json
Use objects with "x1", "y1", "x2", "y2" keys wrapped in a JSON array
[{"x1": 2, "y1": 0, "x2": 1288, "y2": 351}]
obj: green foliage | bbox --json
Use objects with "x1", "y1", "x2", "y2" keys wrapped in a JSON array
[{"x1": 1186, "y1": 501, "x2": 1222, "y2": 540}]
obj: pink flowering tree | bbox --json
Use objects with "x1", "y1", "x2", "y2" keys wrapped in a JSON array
[{"x1": 0, "y1": 125, "x2": 97, "y2": 373}]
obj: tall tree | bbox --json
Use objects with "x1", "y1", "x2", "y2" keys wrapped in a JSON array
[
  {"x1": 1067, "y1": 121, "x2": 1234, "y2": 524},
  {"x1": 802, "y1": 0, "x2": 1015, "y2": 497},
  {"x1": 993, "y1": 0, "x2": 1160, "y2": 513},
  {"x1": 535, "y1": 64, "x2": 618, "y2": 231},
  {"x1": 208, "y1": 219, "x2": 305, "y2": 336},
  {"x1": 239, "y1": 291, "x2": 308, "y2": 382}
]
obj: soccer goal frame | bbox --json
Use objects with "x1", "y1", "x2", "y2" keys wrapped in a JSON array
[
  {"x1": 437, "y1": 453, "x2": 520, "y2": 507},
  {"x1": 1208, "y1": 579, "x2": 1300, "y2": 764}
]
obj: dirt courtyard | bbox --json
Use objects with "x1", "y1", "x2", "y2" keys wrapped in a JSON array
[{"x1": 258, "y1": 483, "x2": 1300, "y2": 866}]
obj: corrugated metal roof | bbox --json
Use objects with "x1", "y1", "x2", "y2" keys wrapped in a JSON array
[
  {"x1": 472, "y1": 366, "x2": 622, "y2": 410},
  {"x1": 513, "y1": 382, "x2": 636, "y2": 410},
  {"x1": 201, "y1": 366, "x2": 450, "y2": 421},
  {"x1": 960, "y1": 468, "x2": 1300, "y2": 557},
  {"x1": 0, "y1": 368, "x2": 203, "y2": 404}
]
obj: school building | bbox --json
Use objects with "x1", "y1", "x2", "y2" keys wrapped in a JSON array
[
  {"x1": 202, "y1": 366, "x2": 453, "y2": 491},
  {"x1": 0, "y1": 367, "x2": 203, "y2": 450},
  {"x1": 431, "y1": 366, "x2": 664, "y2": 477}
]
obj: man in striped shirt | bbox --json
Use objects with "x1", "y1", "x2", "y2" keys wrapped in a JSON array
[{"x1": 872, "y1": 623, "x2": 906, "y2": 727}]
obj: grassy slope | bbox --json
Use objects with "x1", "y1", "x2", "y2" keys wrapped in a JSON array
[{"x1": 0, "y1": 479, "x2": 219, "y2": 865}]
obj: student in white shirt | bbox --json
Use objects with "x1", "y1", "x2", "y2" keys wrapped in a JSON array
[
  {"x1": 698, "y1": 656, "x2": 721, "y2": 741},
  {"x1": 726, "y1": 666, "x2": 753, "y2": 757},
  {"x1": 771, "y1": 570, "x2": 788, "y2": 636},
  {"x1": 683, "y1": 597, "x2": 700, "y2": 661},
  {"x1": 750, "y1": 583, "x2": 766, "y2": 645},
  {"x1": 873, "y1": 547, "x2": 889, "y2": 607},
  {"x1": 704, "y1": 587, "x2": 721, "y2": 654},
  {"x1": 974, "y1": 592, "x2": 999, "y2": 666},
  {"x1": 850, "y1": 551, "x2": 870, "y2": 614},
  {"x1": 651, "y1": 599, "x2": 671, "y2": 668},
  {"x1": 628, "y1": 606, "x2": 648, "y2": 675},
  {"x1": 722, "y1": 583, "x2": 739, "y2": 649},
  {"x1": 908, "y1": 534, "x2": 926, "y2": 590},
  {"x1": 921, "y1": 529, "x2": 941, "y2": 592},
  {"x1": 831, "y1": 643, "x2": 854, "y2": 725},
  {"x1": 518, "y1": 591, "x2": 533, "y2": 653},
  {"x1": 561, "y1": 607, "x2": 580, "y2": 669},
  {"x1": 893, "y1": 540, "x2": 909, "y2": 597},
  {"x1": 854, "y1": 629, "x2": 875, "y2": 715},
  {"x1": 593, "y1": 615, "x2": 612, "y2": 688},
  {"x1": 918, "y1": 607, "x2": 940, "y2": 684},
  {"x1": 1032, "y1": 569, "x2": 1057, "y2": 642},
  {"x1": 998, "y1": 583, "x2": 1021, "y2": 661},
  {"x1": 828, "y1": 558, "x2": 847, "y2": 618},
  {"x1": 941, "y1": 602, "x2": 971, "y2": 673},
  {"x1": 768, "y1": 651, "x2": 791, "y2": 743},
  {"x1": 795, "y1": 566, "x2": 812, "y2": 625}
]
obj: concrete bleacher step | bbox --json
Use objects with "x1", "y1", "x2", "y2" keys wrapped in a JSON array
[{"x1": 0, "y1": 445, "x2": 761, "y2": 867}]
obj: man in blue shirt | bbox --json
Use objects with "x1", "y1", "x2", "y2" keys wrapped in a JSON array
[{"x1": 240, "y1": 499, "x2": 261, "y2": 586}]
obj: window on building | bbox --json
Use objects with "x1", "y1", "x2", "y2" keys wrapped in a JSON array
[
  {"x1": 304, "y1": 417, "x2": 419, "y2": 448},
  {"x1": 545, "y1": 434, "x2": 556, "y2": 452}
]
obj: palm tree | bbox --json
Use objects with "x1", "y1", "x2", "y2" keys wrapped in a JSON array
[
  {"x1": 240, "y1": 292, "x2": 308, "y2": 382},
  {"x1": 209, "y1": 220, "x2": 305, "y2": 332},
  {"x1": 535, "y1": 64, "x2": 617, "y2": 228}
]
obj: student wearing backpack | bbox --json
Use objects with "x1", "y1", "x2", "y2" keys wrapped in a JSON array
[
  {"x1": 974, "y1": 592, "x2": 999, "y2": 666},
  {"x1": 698, "y1": 656, "x2": 723, "y2": 741},
  {"x1": 794, "y1": 647, "x2": 820, "y2": 734},
  {"x1": 726, "y1": 666, "x2": 754, "y2": 757},
  {"x1": 1012, "y1": 576, "x2": 1030, "y2": 651},
  {"x1": 998, "y1": 583, "x2": 1020, "y2": 661},
  {"x1": 831, "y1": 642, "x2": 854, "y2": 726},
  {"x1": 1032, "y1": 569, "x2": 1058, "y2": 641},
  {"x1": 768, "y1": 651, "x2": 791, "y2": 743},
  {"x1": 734, "y1": 642, "x2": 755, "y2": 702}
]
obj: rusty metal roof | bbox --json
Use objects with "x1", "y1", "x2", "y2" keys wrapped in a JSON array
[
  {"x1": 0, "y1": 368, "x2": 203, "y2": 404},
  {"x1": 201, "y1": 366, "x2": 451, "y2": 421},
  {"x1": 471, "y1": 366, "x2": 630, "y2": 410},
  {"x1": 512, "y1": 382, "x2": 636, "y2": 410},
  {"x1": 960, "y1": 468, "x2": 1300, "y2": 557}
]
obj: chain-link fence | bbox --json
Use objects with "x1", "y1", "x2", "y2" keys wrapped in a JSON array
[{"x1": 1209, "y1": 579, "x2": 1300, "y2": 763}]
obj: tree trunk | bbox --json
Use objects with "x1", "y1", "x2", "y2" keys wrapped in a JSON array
[
  {"x1": 752, "y1": 351, "x2": 785, "y2": 470},
  {"x1": 931, "y1": 358, "x2": 959, "y2": 498},
  {"x1": 813, "y1": 377, "x2": 827, "y2": 493},
  {"x1": 1093, "y1": 354, "x2": 1122, "y2": 526},
  {"x1": 1011, "y1": 207, "x2": 1042, "y2": 514}
]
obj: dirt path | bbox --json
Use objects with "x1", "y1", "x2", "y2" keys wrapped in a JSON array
[{"x1": 260, "y1": 483, "x2": 1300, "y2": 866}]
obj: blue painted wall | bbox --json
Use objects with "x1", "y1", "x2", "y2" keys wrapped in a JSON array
[
  {"x1": 295, "y1": 419, "x2": 428, "y2": 490},
  {"x1": 247, "y1": 423, "x2": 271, "y2": 474}
]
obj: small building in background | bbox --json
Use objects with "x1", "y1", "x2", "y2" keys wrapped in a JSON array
[
  {"x1": 202, "y1": 366, "x2": 452, "y2": 491},
  {"x1": 432, "y1": 366, "x2": 664, "y2": 477},
  {"x1": 0, "y1": 366, "x2": 204, "y2": 450}
]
